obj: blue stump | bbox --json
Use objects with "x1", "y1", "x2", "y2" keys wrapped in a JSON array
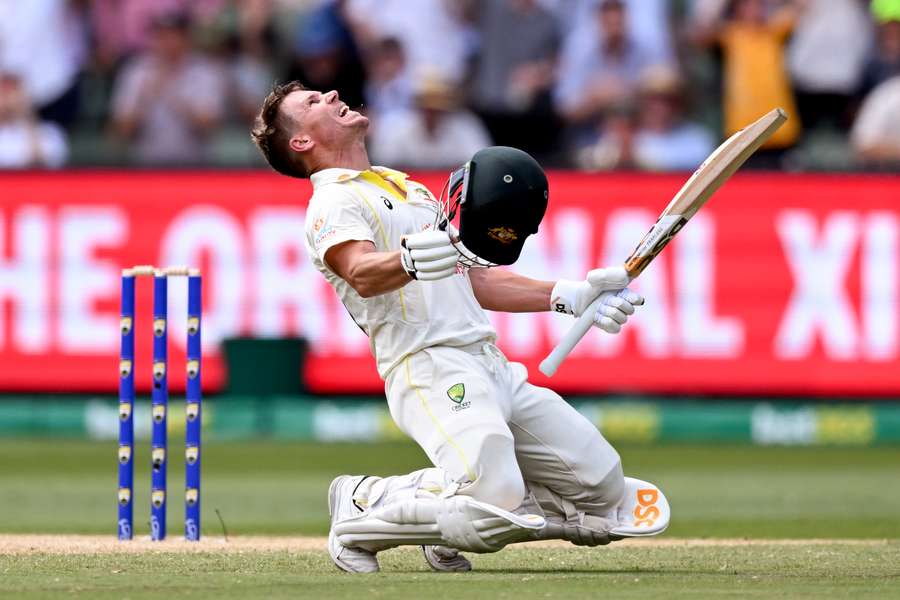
[
  {"x1": 150, "y1": 272, "x2": 168, "y2": 541},
  {"x1": 118, "y1": 273, "x2": 135, "y2": 540},
  {"x1": 185, "y1": 272, "x2": 202, "y2": 541}
]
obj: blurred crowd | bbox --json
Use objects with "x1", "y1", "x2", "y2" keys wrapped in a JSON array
[{"x1": 1, "y1": 0, "x2": 899, "y2": 171}]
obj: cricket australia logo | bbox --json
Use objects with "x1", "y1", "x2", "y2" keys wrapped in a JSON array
[{"x1": 447, "y1": 383, "x2": 470, "y2": 412}]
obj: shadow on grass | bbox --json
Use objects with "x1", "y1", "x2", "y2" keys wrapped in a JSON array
[{"x1": 382, "y1": 567, "x2": 716, "y2": 575}]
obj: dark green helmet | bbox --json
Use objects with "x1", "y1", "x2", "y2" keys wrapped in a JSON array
[{"x1": 439, "y1": 146, "x2": 549, "y2": 266}]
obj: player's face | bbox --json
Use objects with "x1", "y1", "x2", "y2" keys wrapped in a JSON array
[{"x1": 283, "y1": 89, "x2": 368, "y2": 147}]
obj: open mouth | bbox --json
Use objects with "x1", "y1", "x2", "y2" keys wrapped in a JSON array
[{"x1": 339, "y1": 105, "x2": 349, "y2": 117}]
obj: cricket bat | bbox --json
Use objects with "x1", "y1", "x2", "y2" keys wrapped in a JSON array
[{"x1": 539, "y1": 108, "x2": 787, "y2": 377}]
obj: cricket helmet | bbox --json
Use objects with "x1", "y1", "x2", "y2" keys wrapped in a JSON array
[{"x1": 437, "y1": 146, "x2": 549, "y2": 266}]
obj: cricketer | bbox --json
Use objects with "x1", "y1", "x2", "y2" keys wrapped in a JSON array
[{"x1": 251, "y1": 83, "x2": 669, "y2": 573}]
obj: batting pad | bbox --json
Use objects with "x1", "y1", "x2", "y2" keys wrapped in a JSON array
[
  {"x1": 609, "y1": 477, "x2": 671, "y2": 537},
  {"x1": 334, "y1": 494, "x2": 546, "y2": 553}
]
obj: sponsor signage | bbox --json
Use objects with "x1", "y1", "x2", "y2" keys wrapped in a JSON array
[{"x1": 1, "y1": 171, "x2": 899, "y2": 395}]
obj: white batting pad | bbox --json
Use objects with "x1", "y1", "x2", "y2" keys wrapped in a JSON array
[
  {"x1": 609, "y1": 477, "x2": 671, "y2": 537},
  {"x1": 334, "y1": 494, "x2": 545, "y2": 553}
]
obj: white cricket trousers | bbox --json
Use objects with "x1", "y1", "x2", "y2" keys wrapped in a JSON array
[{"x1": 384, "y1": 343, "x2": 624, "y2": 518}]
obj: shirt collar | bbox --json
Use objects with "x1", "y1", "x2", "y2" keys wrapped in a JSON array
[
  {"x1": 310, "y1": 166, "x2": 410, "y2": 189},
  {"x1": 310, "y1": 168, "x2": 361, "y2": 188},
  {"x1": 370, "y1": 166, "x2": 409, "y2": 183}
]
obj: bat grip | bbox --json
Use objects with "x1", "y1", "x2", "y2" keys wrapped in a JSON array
[
  {"x1": 538, "y1": 295, "x2": 603, "y2": 377},
  {"x1": 540, "y1": 263, "x2": 636, "y2": 377}
]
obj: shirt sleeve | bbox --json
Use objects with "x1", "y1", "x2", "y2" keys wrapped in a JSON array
[
  {"x1": 306, "y1": 188, "x2": 377, "y2": 268},
  {"x1": 110, "y1": 60, "x2": 145, "y2": 121}
]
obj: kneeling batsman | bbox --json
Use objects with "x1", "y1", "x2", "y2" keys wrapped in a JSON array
[{"x1": 328, "y1": 147, "x2": 669, "y2": 573}]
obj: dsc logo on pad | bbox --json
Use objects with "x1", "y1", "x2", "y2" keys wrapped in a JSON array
[{"x1": 633, "y1": 488, "x2": 660, "y2": 528}]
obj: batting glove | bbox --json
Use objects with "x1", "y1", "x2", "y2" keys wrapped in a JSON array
[
  {"x1": 550, "y1": 266, "x2": 644, "y2": 334},
  {"x1": 400, "y1": 230, "x2": 459, "y2": 281}
]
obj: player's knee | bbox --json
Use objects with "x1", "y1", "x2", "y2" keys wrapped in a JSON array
[
  {"x1": 467, "y1": 469, "x2": 526, "y2": 512},
  {"x1": 459, "y1": 434, "x2": 526, "y2": 511},
  {"x1": 563, "y1": 437, "x2": 625, "y2": 514},
  {"x1": 581, "y1": 459, "x2": 625, "y2": 514}
]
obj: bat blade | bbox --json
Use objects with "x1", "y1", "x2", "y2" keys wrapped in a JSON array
[
  {"x1": 538, "y1": 108, "x2": 787, "y2": 377},
  {"x1": 622, "y1": 108, "x2": 787, "y2": 279}
]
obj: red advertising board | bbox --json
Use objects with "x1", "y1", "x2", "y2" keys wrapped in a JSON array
[{"x1": 1, "y1": 171, "x2": 899, "y2": 396}]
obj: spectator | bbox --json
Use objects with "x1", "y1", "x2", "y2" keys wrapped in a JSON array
[
  {"x1": 343, "y1": 0, "x2": 476, "y2": 85},
  {"x1": 363, "y1": 37, "x2": 414, "y2": 120},
  {"x1": 368, "y1": 74, "x2": 492, "y2": 169},
  {"x1": 109, "y1": 12, "x2": 227, "y2": 165},
  {"x1": 575, "y1": 67, "x2": 715, "y2": 172},
  {"x1": 0, "y1": 0, "x2": 87, "y2": 127},
  {"x1": 851, "y1": 76, "x2": 900, "y2": 165},
  {"x1": 574, "y1": 102, "x2": 637, "y2": 171},
  {"x1": 787, "y1": 0, "x2": 872, "y2": 129},
  {"x1": 0, "y1": 73, "x2": 68, "y2": 169},
  {"x1": 554, "y1": 0, "x2": 673, "y2": 65},
  {"x1": 554, "y1": 0, "x2": 669, "y2": 125},
  {"x1": 470, "y1": 0, "x2": 561, "y2": 158},
  {"x1": 632, "y1": 67, "x2": 715, "y2": 171},
  {"x1": 287, "y1": 2, "x2": 366, "y2": 110},
  {"x1": 209, "y1": 0, "x2": 279, "y2": 124},
  {"x1": 862, "y1": 9, "x2": 900, "y2": 93},
  {"x1": 88, "y1": 0, "x2": 226, "y2": 70},
  {"x1": 691, "y1": 0, "x2": 802, "y2": 154}
]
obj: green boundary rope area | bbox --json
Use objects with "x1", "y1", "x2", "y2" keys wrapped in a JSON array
[{"x1": 2, "y1": 396, "x2": 900, "y2": 445}]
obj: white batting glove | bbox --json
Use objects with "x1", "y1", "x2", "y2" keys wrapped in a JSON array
[
  {"x1": 400, "y1": 230, "x2": 459, "y2": 281},
  {"x1": 550, "y1": 266, "x2": 644, "y2": 334}
]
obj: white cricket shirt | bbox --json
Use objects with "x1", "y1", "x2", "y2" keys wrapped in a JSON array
[{"x1": 305, "y1": 166, "x2": 496, "y2": 378}]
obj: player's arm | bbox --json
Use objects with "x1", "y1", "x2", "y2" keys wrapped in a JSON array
[
  {"x1": 325, "y1": 241, "x2": 410, "y2": 298},
  {"x1": 469, "y1": 266, "x2": 644, "y2": 333},
  {"x1": 325, "y1": 231, "x2": 459, "y2": 298},
  {"x1": 468, "y1": 268, "x2": 554, "y2": 312}
]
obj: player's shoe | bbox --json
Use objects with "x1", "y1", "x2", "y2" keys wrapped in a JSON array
[
  {"x1": 328, "y1": 475, "x2": 379, "y2": 573},
  {"x1": 421, "y1": 545, "x2": 472, "y2": 572}
]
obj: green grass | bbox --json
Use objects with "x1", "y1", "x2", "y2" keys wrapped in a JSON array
[
  {"x1": 2, "y1": 439, "x2": 899, "y2": 539},
  {"x1": 2, "y1": 543, "x2": 898, "y2": 599},
  {"x1": 3, "y1": 439, "x2": 899, "y2": 598}
]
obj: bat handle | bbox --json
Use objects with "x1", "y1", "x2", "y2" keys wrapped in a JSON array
[
  {"x1": 538, "y1": 295, "x2": 603, "y2": 377},
  {"x1": 540, "y1": 263, "x2": 636, "y2": 377}
]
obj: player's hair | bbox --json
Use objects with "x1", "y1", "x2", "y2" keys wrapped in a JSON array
[{"x1": 251, "y1": 81, "x2": 310, "y2": 179}]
